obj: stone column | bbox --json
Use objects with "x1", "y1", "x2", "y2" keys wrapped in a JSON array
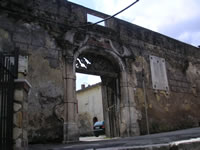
[
  {"x1": 63, "y1": 56, "x2": 79, "y2": 143},
  {"x1": 13, "y1": 79, "x2": 31, "y2": 150}
]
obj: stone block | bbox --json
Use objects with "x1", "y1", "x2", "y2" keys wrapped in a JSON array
[
  {"x1": 23, "y1": 111, "x2": 29, "y2": 128},
  {"x1": 14, "y1": 103, "x2": 22, "y2": 112},
  {"x1": 0, "y1": 17, "x2": 15, "y2": 32},
  {"x1": 63, "y1": 122, "x2": 79, "y2": 143},
  {"x1": 23, "y1": 102, "x2": 28, "y2": 110},
  {"x1": 59, "y1": 5, "x2": 70, "y2": 18},
  {"x1": 34, "y1": 0, "x2": 59, "y2": 15},
  {"x1": 13, "y1": 31, "x2": 31, "y2": 44},
  {"x1": 0, "y1": 28, "x2": 10, "y2": 40},
  {"x1": 13, "y1": 128, "x2": 22, "y2": 140},
  {"x1": 181, "y1": 82, "x2": 190, "y2": 88},
  {"x1": 31, "y1": 30, "x2": 45, "y2": 47},
  {"x1": 0, "y1": 28, "x2": 13, "y2": 51},
  {"x1": 30, "y1": 24, "x2": 46, "y2": 47},
  {"x1": 15, "y1": 42, "x2": 28, "y2": 51},
  {"x1": 23, "y1": 130, "x2": 28, "y2": 139},
  {"x1": 169, "y1": 80, "x2": 177, "y2": 86},
  {"x1": 13, "y1": 112, "x2": 23, "y2": 128},
  {"x1": 14, "y1": 90, "x2": 24, "y2": 102},
  {"x1": 22, "y1": 140, "x2": 28, "y2": 150},
  {"x1": 15, "y1": 138, "x2": 22, "y2": 147},
  {"x1": 14, "y1": 138, "x2": 22, "y2": 150},
  {"x1": 45, "y1": 35, "x2": 57, "y2": 49}
]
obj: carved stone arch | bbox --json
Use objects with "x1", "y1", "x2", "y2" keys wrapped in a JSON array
[
  {"x1": 73, "y1": 45, "x2": 125, "y2": 74},
  {"x1": 73, "y1": 45, "x2": 134, "y2": 138},
  {"x1": 64, "y1": 45, "x2": 139, "y2": 142},
  {"x1": 63, "y1": 44, "x2": 139, "y2": 142}
]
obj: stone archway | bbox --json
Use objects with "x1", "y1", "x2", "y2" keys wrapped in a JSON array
[
  {"x1": 63, "y1": 45, "x2": 140, "y2": 143},
  {"x1": 76, "y1": 51, "x2": 121, "y2": 138}
]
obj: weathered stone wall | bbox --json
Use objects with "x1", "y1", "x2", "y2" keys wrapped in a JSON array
[
  {"x1": 71, "y1": 5, "x2": 200, "y2": 134},
  {"x1": 0, "y1": 1, "x2": 65, "y2": 143},
  {"x1": 0, "y1": 0, "x2": 200, "y2": 143}
]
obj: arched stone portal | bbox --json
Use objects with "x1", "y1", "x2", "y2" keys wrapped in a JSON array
[
  {"x1": 76, "y1": 51, "x2": 121, "y2": 138},
  {"x1": 63, "y1": 45, "x2": 140, "y2": 143}
]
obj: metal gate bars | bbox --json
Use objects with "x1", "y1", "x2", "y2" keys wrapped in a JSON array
[{"x1": 0, "y1": 50, "x2": 18, "y2": 150}]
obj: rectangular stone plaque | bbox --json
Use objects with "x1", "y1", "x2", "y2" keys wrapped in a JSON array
[
  {"x1": 18, "y1": 55, "x2": 28, "y2": 74},
  {"x1": 150, "y1": 55, "x2": 169, "y2": 91}
]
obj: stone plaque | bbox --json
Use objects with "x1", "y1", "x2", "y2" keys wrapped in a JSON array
[
  {"x1": 18, "y1": 55, "x2": 28, "y2": 74},
  {"x1": 150, "y1": 55, "x2": 169, "y2": 91}
]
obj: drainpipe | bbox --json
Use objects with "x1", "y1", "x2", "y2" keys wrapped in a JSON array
[{"x1": 142, "y1": 58, "x2": 150, "y2": 135}]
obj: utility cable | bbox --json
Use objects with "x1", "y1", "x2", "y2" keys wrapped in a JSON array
[{"x1": 78, "y1": 0, "x2": 139, "y2": 28}]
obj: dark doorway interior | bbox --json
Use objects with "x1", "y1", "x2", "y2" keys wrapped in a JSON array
[{"x1": 93, "y1": 117, "x2": 98, "y2": 125}]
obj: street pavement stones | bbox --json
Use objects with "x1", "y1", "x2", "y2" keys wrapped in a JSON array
[{"x1": 29, "y1": 127, "x2": 200, "y2": 150}]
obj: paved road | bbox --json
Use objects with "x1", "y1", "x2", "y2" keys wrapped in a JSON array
[
  {"x1": 79, "y1": 135, "x2": 108, "y2": 141},
  {"x1": 29, "y1": 127, "x2": 200, "y2": 150}
]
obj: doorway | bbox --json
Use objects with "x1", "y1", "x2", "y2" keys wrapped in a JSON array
[
  {"x1": 76, "y1": 73, "x2": 103, "y2": 137},
  {"x1": 76, "y1": 52, "x2": 121, "y2": 138}
]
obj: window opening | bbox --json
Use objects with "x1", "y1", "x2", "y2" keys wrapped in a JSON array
[{"x1": 87, "y1": 14, "x2": 105, "y2": 26}]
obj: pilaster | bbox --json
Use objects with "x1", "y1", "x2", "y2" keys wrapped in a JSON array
[{"x1": 63, "y1": 56, "x2": 79, "y2": 143}]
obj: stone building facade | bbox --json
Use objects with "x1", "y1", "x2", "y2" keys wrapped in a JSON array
[
  {"x1": 77, "y1": 83, "x2": 103, "y2": 136},
  {"x1": 0, "y1": 0, "x2": 200, "y2": 144}
]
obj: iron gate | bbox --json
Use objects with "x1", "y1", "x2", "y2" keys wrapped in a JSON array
[{"x1": 0, "y1": 50, "x2": 18, "y2": 150}]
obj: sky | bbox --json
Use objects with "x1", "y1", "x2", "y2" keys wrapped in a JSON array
[{"x1": 68, "y1": 0, "x2": 200, "y2": 90}]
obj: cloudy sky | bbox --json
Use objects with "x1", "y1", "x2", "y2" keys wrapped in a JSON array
[{"x1": 68, "y1": 0, "x2": 200, "y2": 89}]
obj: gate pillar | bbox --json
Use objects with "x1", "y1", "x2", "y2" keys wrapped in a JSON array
[
  {"x1": 13, "y1": 79, "x2": 31, "y2": 150},
  {"x1": 63, "y1": 56, "x2": 79, "y2": 143}
]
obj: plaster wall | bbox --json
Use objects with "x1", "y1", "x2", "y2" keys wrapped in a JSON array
[{"x1": 77, "y1": 83, "x2": 103, "y2": 136}]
